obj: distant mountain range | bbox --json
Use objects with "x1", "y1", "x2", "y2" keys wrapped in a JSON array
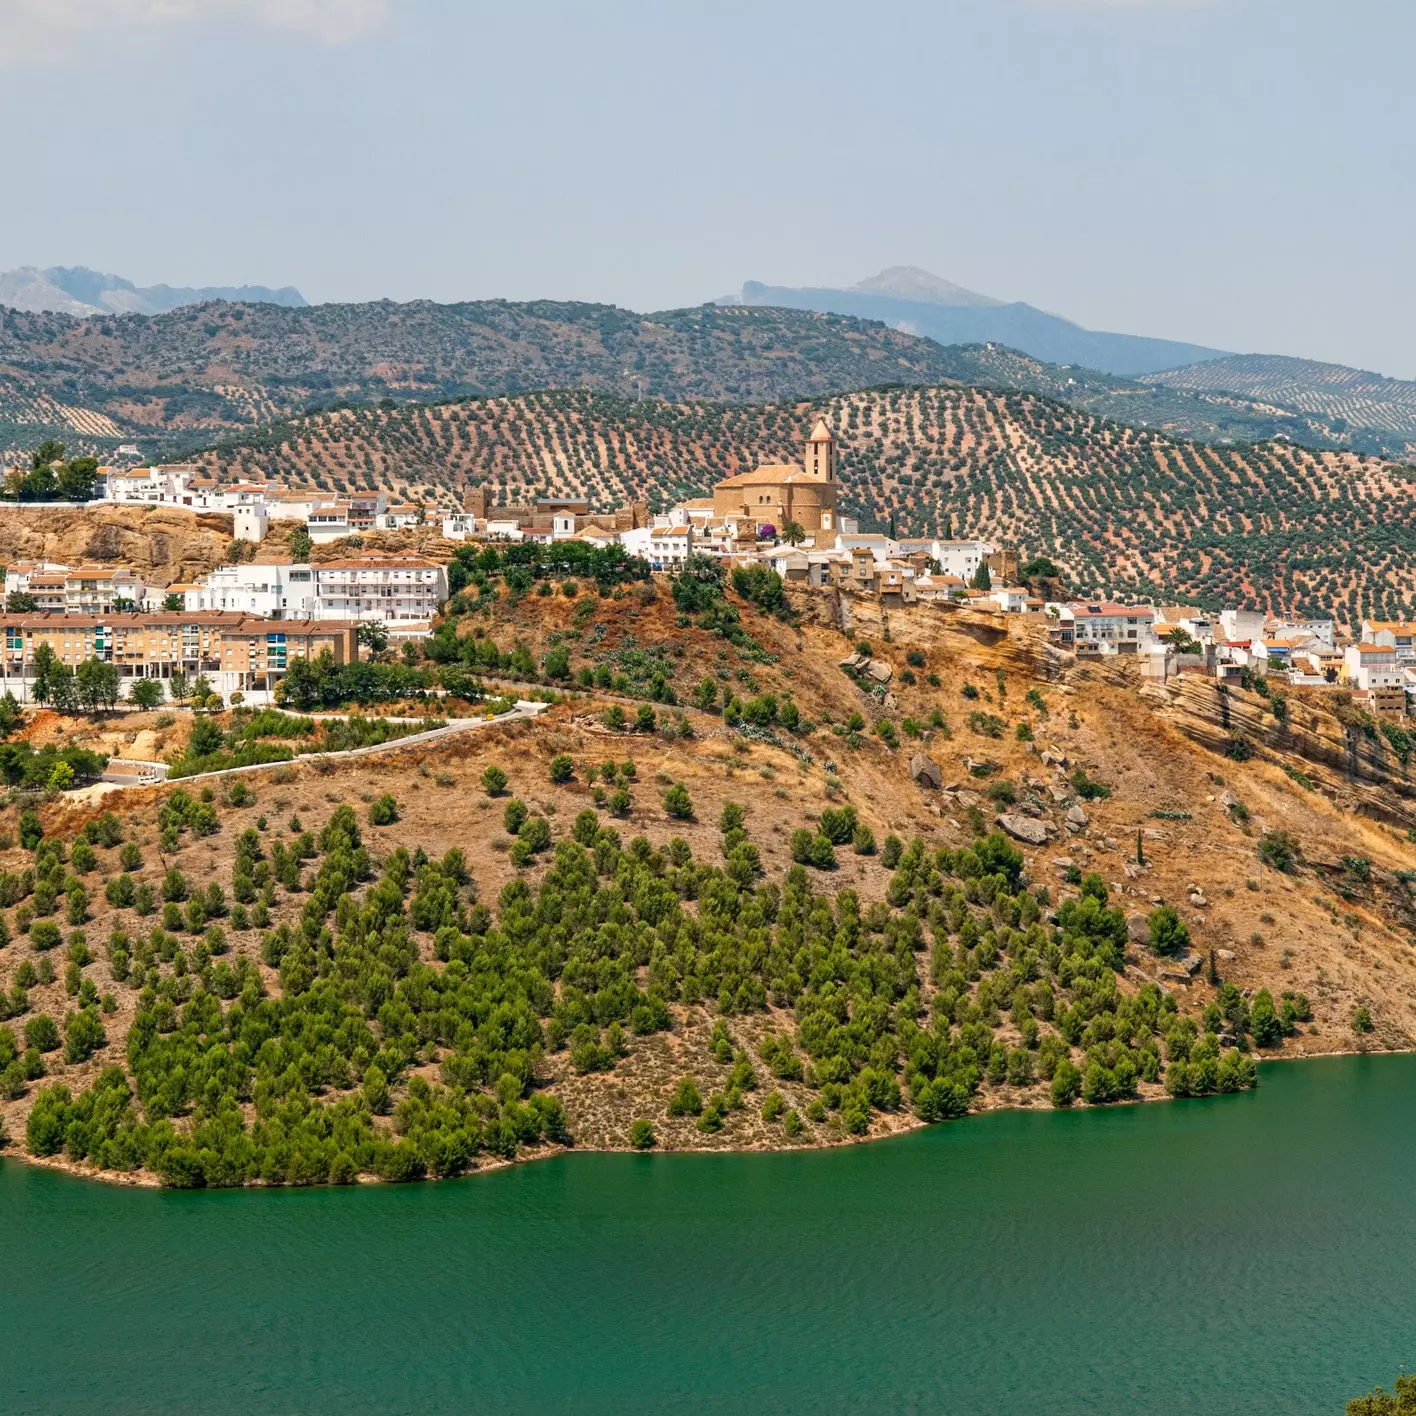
[
  {"x1": 0, "y1": 266, "x2": 307, "y2": 317},
  {"x1": 726, "y1": 265, "x2": 1229, "y2": 378}
]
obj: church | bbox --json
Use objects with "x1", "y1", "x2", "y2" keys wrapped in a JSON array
[{"x1": 711, "y1": 418, "x2": 839, "y2": 537}]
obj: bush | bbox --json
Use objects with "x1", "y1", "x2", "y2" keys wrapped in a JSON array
[
  {"x1": 1352, "y1": 1005, "x2": 1375, "y2": 1034},
  {"x1": 668, "y1": 1077, "x2": 703, "y2": 1117},
  {"x1": 881, "y1": 835, "x2": 903, "y2": 869},
  {"x1": 503, "y1": 798, "x2": 529, "y2": 835},
  {"x1": 663, "y1": 783, "x2": 693, "y2": 820},
  {"x1": 30, "y1": 921, "x2": 61, "y2": 952},
  {"x1": 63, "y1": 1006, "x2": 106, "y2": 1064},
  {"x1": 24, "y1": 1014, "x2": 60, "y2": 1053},
  {"x1": 1051, "y1": 1060, "x2": 1081, "y2": 1107},
  {"x1": 852, "y1": 825, "x2": 876, "y2": 856},
  {"x1": 1147, "y1": 905, "x2": 1190, "y2": 957},
  {"x1": 548, "y1": 754, "x2": 574, "y2": 785},
  {"x1": 629, "y1": 1118, "x2": 656, "y2": 1150},
  {"x1": 369, "y1": 795, "x2": 399, "y2": 826},
  {"x1": 481, "y1": 765, "x2": 508, "y2": 796},
  {"x1": 1070, "y1": 768, "x2": 1112, "y2": 801},
  {"x1": 1258, "y1": 829, "x2": 1299, "y2": 873}
]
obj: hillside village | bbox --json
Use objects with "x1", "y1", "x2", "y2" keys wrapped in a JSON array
[{"x1": 0, "y1": 421, "x2": 1413, "y2": 730}]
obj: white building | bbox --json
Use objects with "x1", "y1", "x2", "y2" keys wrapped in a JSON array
[
  {"x1": 233, "y1": 503, "x2": 269, "y2": 543},
  {"x1": 377, "y1": 504, "x2": 423, "y2": 531},
  {"x1": 312, "y1": 555, "x2": 448, "y2": 627},
  {"x1": 1064, "y1": 601, "x2": 1157, "y2": 654},
  {"x1": 1345, "y1": 643, "x2": 1403, "y2": 690},
  {"x1": 441, "y1": 513, "x2": 479, "y2": 541},
  {"x1": 891, "y1": 537, "x2": 995, "y2": 581},
  {"x1": 1219, "y1": 608, "x2": 1267, "y2": 644},
  {"x1": 307, "y1": 504, "x2": 352, "y2": 544},
  {"x1": 184, "y1": 563, "x2": 317, "y2": 619}
]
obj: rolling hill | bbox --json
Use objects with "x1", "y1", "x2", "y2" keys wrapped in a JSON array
[
  {"x1": 1, "y1": 294, "x2": 1400, "y2": 467},
  {"x1": 0, "y1": 299, "x2": 993, "y2": 462},
  {"x1": 1144, "y1": 354, "x2": 1416, "y2": 447},
  {"x1": 196, "y1": 384, "x2": 1416, "y2": 629}
]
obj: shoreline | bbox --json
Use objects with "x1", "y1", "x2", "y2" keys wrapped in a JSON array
[{"x1": 4, "y1": 1043, "x2": 1406, "y2": 1193}]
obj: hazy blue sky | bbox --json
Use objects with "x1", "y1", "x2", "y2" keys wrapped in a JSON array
[{"x1": 3, "y1": 0, "x2": 1413, "y2": 374}]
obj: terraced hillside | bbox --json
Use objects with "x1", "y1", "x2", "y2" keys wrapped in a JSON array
[
  {"x1": 1147, "y1": 355, "x2": 1416, "y2": 451},
  {"x1": 197, "y1": 385, "x2": 1416, "y2": 629}
]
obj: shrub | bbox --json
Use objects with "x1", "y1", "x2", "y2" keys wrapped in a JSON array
[
  {"x1": 881, "y1": 835, "x2": 903, "y2": 869},
  {"x1": 668, "y1": 1077, "x2": 703, "y2": 1117},
  {"x1": 1070, "y1": 768, "x2": 1112, "y2": 801},
  {"x1": 548, "y1": 754, "x2": 574, "y2": 785},
  {"x1": 1258, "y1": 829, "x2": 1299, "y2": 873},
  {"x1": 852, "y1": 825, "x2": 876, "y2": 855},
  {"x1": 629, "y1": 1118, "x2": 656, "y2": 1150},
  {"x1": 1147, "y1": 905, "x2": 1190, "y2": 957},
  {"x1": 63, "y1": 1006, "x2": 106, "y2": 1064},
  {"x1": 818, "y1": 805, "x2": 858, "y2": 845},
  {"x1": 906, "y1": 650, "x2": 925, "y2": 669},
  {"x1": 24, "y1": 1014, "x2": 60, "y2": 1053},
  {"x1": 481, "y1": 765, "x2": 508, "y2": 796},
  {"x1": 503, "y1": 799, "x2": 529, "y2": 835},
  {"x1": 1352, "y1": 1005, "x2": 1375, "y2": 1034},
  {"x1": 1050, "y1": 1059, "x2": 1081, "y2": 1107},
  {"x1": 30, "y1": 921, "x2": 61, "y2": 952},
  {"x1": 369, "y1": 795, "x2": 398, "y2": 826},
  {"x1": 663, "y1": 783, "x2": 693, "y2": 820}
]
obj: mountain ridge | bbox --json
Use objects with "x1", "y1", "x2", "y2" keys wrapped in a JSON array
[
  {"x1": 729, "y1": 271, "x2": 1230, "y2": 377},
  {"x1": 0, "y1": 265, "x2": 307, "y2": 318}
]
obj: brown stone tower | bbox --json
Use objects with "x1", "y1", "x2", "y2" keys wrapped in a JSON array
[{"x1": 805, "y1": 418, "x2": 836, "y2": 483}]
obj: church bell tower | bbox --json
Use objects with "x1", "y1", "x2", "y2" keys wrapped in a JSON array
[{"x1": 805, "y1": 418, "x2": 835, "y2": 482}]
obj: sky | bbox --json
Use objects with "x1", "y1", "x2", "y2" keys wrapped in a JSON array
[{"x1": 2, "y1": 0, "x2": 1413, "y2": 375}]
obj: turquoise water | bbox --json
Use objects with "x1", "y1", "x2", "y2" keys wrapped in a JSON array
[{"x1": 2, "y1": 1053, "x2": 1414, "y2": 1415}]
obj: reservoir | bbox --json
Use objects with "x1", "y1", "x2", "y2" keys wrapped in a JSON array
[{"x1": 2, "y1": 1053, "x2": 1413, "y2": 1415}]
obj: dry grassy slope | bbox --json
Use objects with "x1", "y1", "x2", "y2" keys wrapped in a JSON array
[
  {"x1": 0, "y1": 505, "x2": 235, "y2": 587},
  {"x1": 196, "y1": 386, "x2": 1416, "y2": 629},
  {"x1": 5, "y1": 589, "x2": 1415, "y2": 1168}
]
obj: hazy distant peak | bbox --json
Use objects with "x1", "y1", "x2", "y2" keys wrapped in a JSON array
[
  {"x1": 0, "y1": 265, "x2": 307, "y2": 317},
  {"x1": 850, "y1": 265, "x2": 1004, "y2": 309}
]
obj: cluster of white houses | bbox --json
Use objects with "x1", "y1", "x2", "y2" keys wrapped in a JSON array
[
  {"x1": 6, "y1": 555, "x2": 448, "y2": 639},
  {"x1": 12, "y1": 422, "x2": 1416, "y2": 720}
]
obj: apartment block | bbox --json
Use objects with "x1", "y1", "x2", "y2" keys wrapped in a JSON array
[{"x1": 0, "y1": 612, "x2": 358, "y2": 700}]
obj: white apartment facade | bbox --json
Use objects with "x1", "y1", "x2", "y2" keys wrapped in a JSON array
[
  {"x1": 183, "y1": 563, "x2": 318, "y2": 618},
  {"x1": 310, "y1": 556, "x2": 449, "y2": 626}
]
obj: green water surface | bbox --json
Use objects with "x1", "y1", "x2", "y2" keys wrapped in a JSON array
[{"x1": 2, "y1": 1053, "x2": 1414, "y2": 1415}]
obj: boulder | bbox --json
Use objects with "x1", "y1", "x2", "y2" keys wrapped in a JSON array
[
  {"x1": 909, "y1": 753, "x2": 942, "y2": 789},
  {"x1": 1217, "y1": 948, "x2": 1236, "y2": 962},
  {"x1": 1127, "y1": 912, "x2": 1151, "y2": 946},
  {"x1": 997, "y1": 813, "x2": 1049, "y2": 845},
  {"x1": 1182, "y1": 953, "x2": 1205, "y2": 975},
  {"x1": 1189, "y1": 893, "x2": 1208, "y2": 908},
  {"x1": 839, "y1": 654, "x2": 863, "y2": 670},
  {"x1": 1065, "y1": 804, "x2": 1090, "y2": 829},
  {"x1": 866, "y1": 660, "x2": 893, "y2": 684},
  {"x1": 1048, "y1": 783, "x2": 1070, "y2": 804}
]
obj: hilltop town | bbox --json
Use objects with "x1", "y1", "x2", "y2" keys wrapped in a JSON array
[{"x1": 0, "y1": 422, "x2": 1411, "y2": 729}]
